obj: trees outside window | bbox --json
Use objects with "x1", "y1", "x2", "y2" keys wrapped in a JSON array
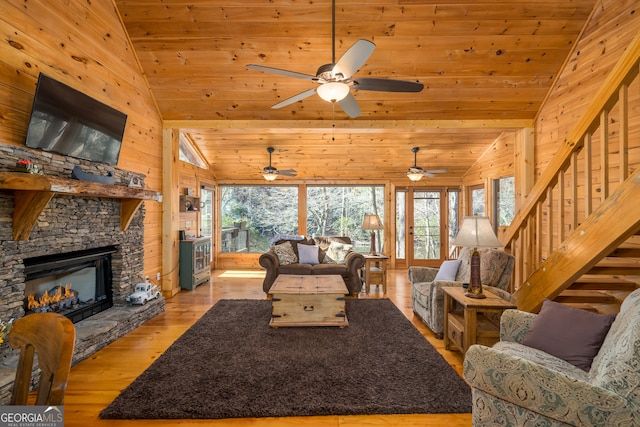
[
  {"x1": 413, "y1": 191, "x2": 441, "y2": 259},
  {"x1": 469, "y1": 185, "x2": 485, "y2": 216},
  {"x1": 307, "y1": 186, "x2": 384, "y2": 253},
  {"x1": 219, "y1": 185, "x2": 384, "y2": 254},
  {"x1": 494, "y1": 176, "x2": 515, "y2": 227},
  {"x1": 220, "y1": 186, "x2": 298, "y2": 253},
  {"x1": 448, "y1": 189, "x2": 460, "y2": 256}
]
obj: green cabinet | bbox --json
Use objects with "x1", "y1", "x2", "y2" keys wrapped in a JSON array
[{"x1": 179, "y1": 237, "x2": 211, "y2": 290}]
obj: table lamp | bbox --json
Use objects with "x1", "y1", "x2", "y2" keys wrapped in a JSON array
[
  {"x1": 361, "y1": 214, "x2": 383, "y2": 255},
  {"x1": 451, "y1": 215, "x2": 502, "y2": 299}
]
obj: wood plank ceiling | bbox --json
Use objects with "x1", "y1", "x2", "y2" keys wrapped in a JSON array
[{"x1": 115, "y1": 0, "x2": 597, "y2": 182}]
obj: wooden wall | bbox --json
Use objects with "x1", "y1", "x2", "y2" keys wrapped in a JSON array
[
  {"x1": 532, "y1": 0, "x2": 640, "y2": 259},
  {"x1": 461, "y1": 130, "x2": 520, "y2": 226},
  {"x1": 0, "y1": 1, "x2": 164, "y2": 281},
  {"x1": 178, "y1": 162, "x2": 214, "y2": 238},
  {"x1": 534, "y1": 0, "x2": 640, "y2": 178}
]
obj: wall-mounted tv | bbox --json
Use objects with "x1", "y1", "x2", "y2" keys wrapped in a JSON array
[{"x1": 24, "y1": 73, "x2": 127, "y2": 166}]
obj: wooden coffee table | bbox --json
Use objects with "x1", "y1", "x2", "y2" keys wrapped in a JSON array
[{"x1": 269, "y1": 274, "x2": 348, "y2": 327}]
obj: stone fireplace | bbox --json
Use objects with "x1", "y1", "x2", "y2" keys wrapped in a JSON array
[{"x1": 0, "y1": 143, "x2": 164, "y2": 404}]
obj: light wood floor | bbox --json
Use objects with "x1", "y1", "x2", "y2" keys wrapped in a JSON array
[{"x1": 63, "y1": 269, "x2": 470, "y2": 427}]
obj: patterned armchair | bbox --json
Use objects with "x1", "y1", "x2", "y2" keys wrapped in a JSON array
[
  {"x1": 408, "y1": 247, "x2": 515, "y2": 338},
  {"x1": 463, "y1": 288, "x2": 640, "y2": 426}
]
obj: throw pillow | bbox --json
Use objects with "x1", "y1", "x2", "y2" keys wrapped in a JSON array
[
  {"x1": 434, "y1": 259, "x2": 462, "y2": 281},
  {"x1": 321, "y1": 252, "x2": 336, "y2": 264},
  {"x1": 297, "y1": 244, "x2": 320, "y2": 265},
  {"x1": 273, "y1": 241, "x2": 297, "y2": 265},
  {"x1": 522, "y1": 299, "x2": 616, "y2": 371},
  {"x1": 325, "y1": 241, "x2": 353, "y2": 264}
]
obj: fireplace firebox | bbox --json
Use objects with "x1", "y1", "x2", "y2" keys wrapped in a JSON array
[{"x1": 23, "y1": 246, "x2": 116, "y2": 323}]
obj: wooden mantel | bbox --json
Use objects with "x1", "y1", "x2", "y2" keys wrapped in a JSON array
[{"x1": 0, "y1": 172, "x2": 162, "y2": 240}]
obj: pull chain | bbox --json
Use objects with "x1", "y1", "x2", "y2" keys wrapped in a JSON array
[{"x1": 332, "y1": 102, "x2": 336, "y2": 142}]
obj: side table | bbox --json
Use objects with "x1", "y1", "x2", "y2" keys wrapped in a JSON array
[
  {"x1": 362, "y1": 254, "x2": 388, "y2": 294},
  {"x1": 442, "y1": 287, "x2": 516, "y2": 356}
]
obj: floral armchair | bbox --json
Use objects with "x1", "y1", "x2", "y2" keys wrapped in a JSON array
[
  {"x1": 463, "y1": 288, "x2": 640, "y2": 426},
  {"x1": 408, "y1": 247, "x2": 515, "y2": 338}
]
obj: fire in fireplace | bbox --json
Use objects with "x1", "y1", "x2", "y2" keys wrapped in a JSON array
[
  {"x1": 24, "y1": 246, "x2": 116, "y2": 323},
  {"x1": 27, "y1": 283, "x2": 79, "y2": 312}
]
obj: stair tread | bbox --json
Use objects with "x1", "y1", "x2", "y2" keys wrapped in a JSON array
[
  {"x1": 574, "y1": 275, "x2": 635, "y2": 283},
  {"x1": 559, "y1": 290, "x2": 612, "y2": 296},
  {"x1": 569, "y1": 281, "x2": 638, "y2": 291},
  {"x1": 555, "y1": 290, "x2": 616, "y2": 304}
]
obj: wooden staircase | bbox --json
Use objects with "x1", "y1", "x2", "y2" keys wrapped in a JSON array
[
  {"x1": 501, "y1": 32, "x2": 640, "y2": 314},
  {"x1": 558, "y1": 233, "x2": 640, "y2": 313}
]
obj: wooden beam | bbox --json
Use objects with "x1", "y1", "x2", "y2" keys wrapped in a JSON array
[
  {"x1": 162, "y1": 128, "x2": 181, "y2": 298},
  {"x1": 166, "y1": 119, "x2": 533, "y2": 130}
]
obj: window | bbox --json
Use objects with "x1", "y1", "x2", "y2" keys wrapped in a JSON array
[
  {"x1": 220, "y1": 186, "x2": 298, "y2": 253},
  {"x1": 413, "y1": 191, "x2": 441, "y2": 260},
  {"x1": 469, "y1": 185, "x2": 485, "y2": 216},
  {"x1": 200, "y1": 187, "x2": 214, "y2": 238},
  {"x1": 396, "y1": 191, "x2": 406, "y2": 259},
  {"x1": 448, "y1": 189, "x2": 460, "y2": 256},
  {"x1": 494, "y1": 176, "x2": 515, "y2": 227},
  {"x1": 179, "y1": 133, "x2": 207, "y2": 168},
  {"x1": 306, "y1": 186, "x2": 385, "y2": 253}
]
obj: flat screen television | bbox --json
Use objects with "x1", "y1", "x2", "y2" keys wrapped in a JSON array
[{"x1": 24, "y1": 73, "x2": 127, "y2": 166}]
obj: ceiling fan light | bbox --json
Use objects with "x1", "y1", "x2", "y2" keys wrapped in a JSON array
[
  {"x1": 317, "y1": 82, "x2": 350, "y2": 102},
  {"x1": 262, "y1": 172, "x2": 278, "y2": 181},
  {"x1": 407, "y1": 172, "x2": 423, "y2": 182}
]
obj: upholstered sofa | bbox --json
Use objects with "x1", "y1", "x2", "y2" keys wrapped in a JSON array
[
  {"x1": 259, "y1": 236, "x2": 365, "y2": 295},
  {"x1": 408, "y1": 247, "x2": 515, "y2": 338},
  {"x1": 463, "y1": 288, "x2": 640, "y2": 426}
]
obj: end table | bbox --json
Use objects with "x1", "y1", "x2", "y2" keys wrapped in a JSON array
[
  {"x1": 362, "y1": 254, "x2": 388, "y2": 294},
  {"x1": 442, "y1": 286, "x2": 516, "y2": 356}
]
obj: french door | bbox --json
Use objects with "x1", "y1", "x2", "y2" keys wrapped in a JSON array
[
  {"x1": 396, "y1": 187, "x2": 459, "y2": 267},
  {"x1": 200, "y1": 186, "x2": 215, "y2": 266}
]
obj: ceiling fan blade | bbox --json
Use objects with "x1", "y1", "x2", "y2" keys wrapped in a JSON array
[
  {"x1": 332, "y1": 39, "x2": 376, "y2": 79},
  {"x1": 424, "y1": 169, "x2": 448, "y2": 174},
  {"x1": 271, "y1": 88, "x2": 317, "y2": 109},
  {"x1": 337, "y1": 92, "x2": 361, "y2": 118},
  {"x1": 353, "y1": 78, "x2": 424, "y2": 92},
  {"x1": 421, "y1": 172, "x2": 436, "y2": 178},
  {"x1": 247, "y1": 64, "x2": 317, "y2": 81},
  {"x1": 278, "y1": 169, "x2": 297, "y2": 177}
]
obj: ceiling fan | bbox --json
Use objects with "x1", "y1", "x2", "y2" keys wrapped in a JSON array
[
  {"x1": 246, "y1": 0, "x2": 423, "y2": 118},
  {"x1": 397, "y1": 147, "x2": 448, "y2": 182},
  {"x1": 262, "y1": 147, "x2": 297, "y2": 181}
]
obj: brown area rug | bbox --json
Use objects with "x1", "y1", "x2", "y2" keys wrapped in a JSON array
[{"x1": 100, "y1": 299, "x2": 471, "y2": 419}]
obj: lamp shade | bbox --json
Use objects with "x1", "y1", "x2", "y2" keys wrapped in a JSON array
[
  {"x1": 451, "y1": 215, "x2": 502, "y2": 248},
  {"x1": 361, "y1": 213, "x2": 384, "y2": 230},
  {"x1": 317, "y1": 82, "x2": 350, "y2": 102}
]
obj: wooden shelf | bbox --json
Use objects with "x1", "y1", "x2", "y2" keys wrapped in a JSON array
[
  {"x1": 0, "y1": 172, "x2": 162, "y2": 240},
  {"x1": 179, "y1": 194, "x2": 200, "y2": 212}
]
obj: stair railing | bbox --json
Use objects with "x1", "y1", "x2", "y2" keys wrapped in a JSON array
[{"x1": 500, "y1": 32, "x2": 640, "y2": 302}]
